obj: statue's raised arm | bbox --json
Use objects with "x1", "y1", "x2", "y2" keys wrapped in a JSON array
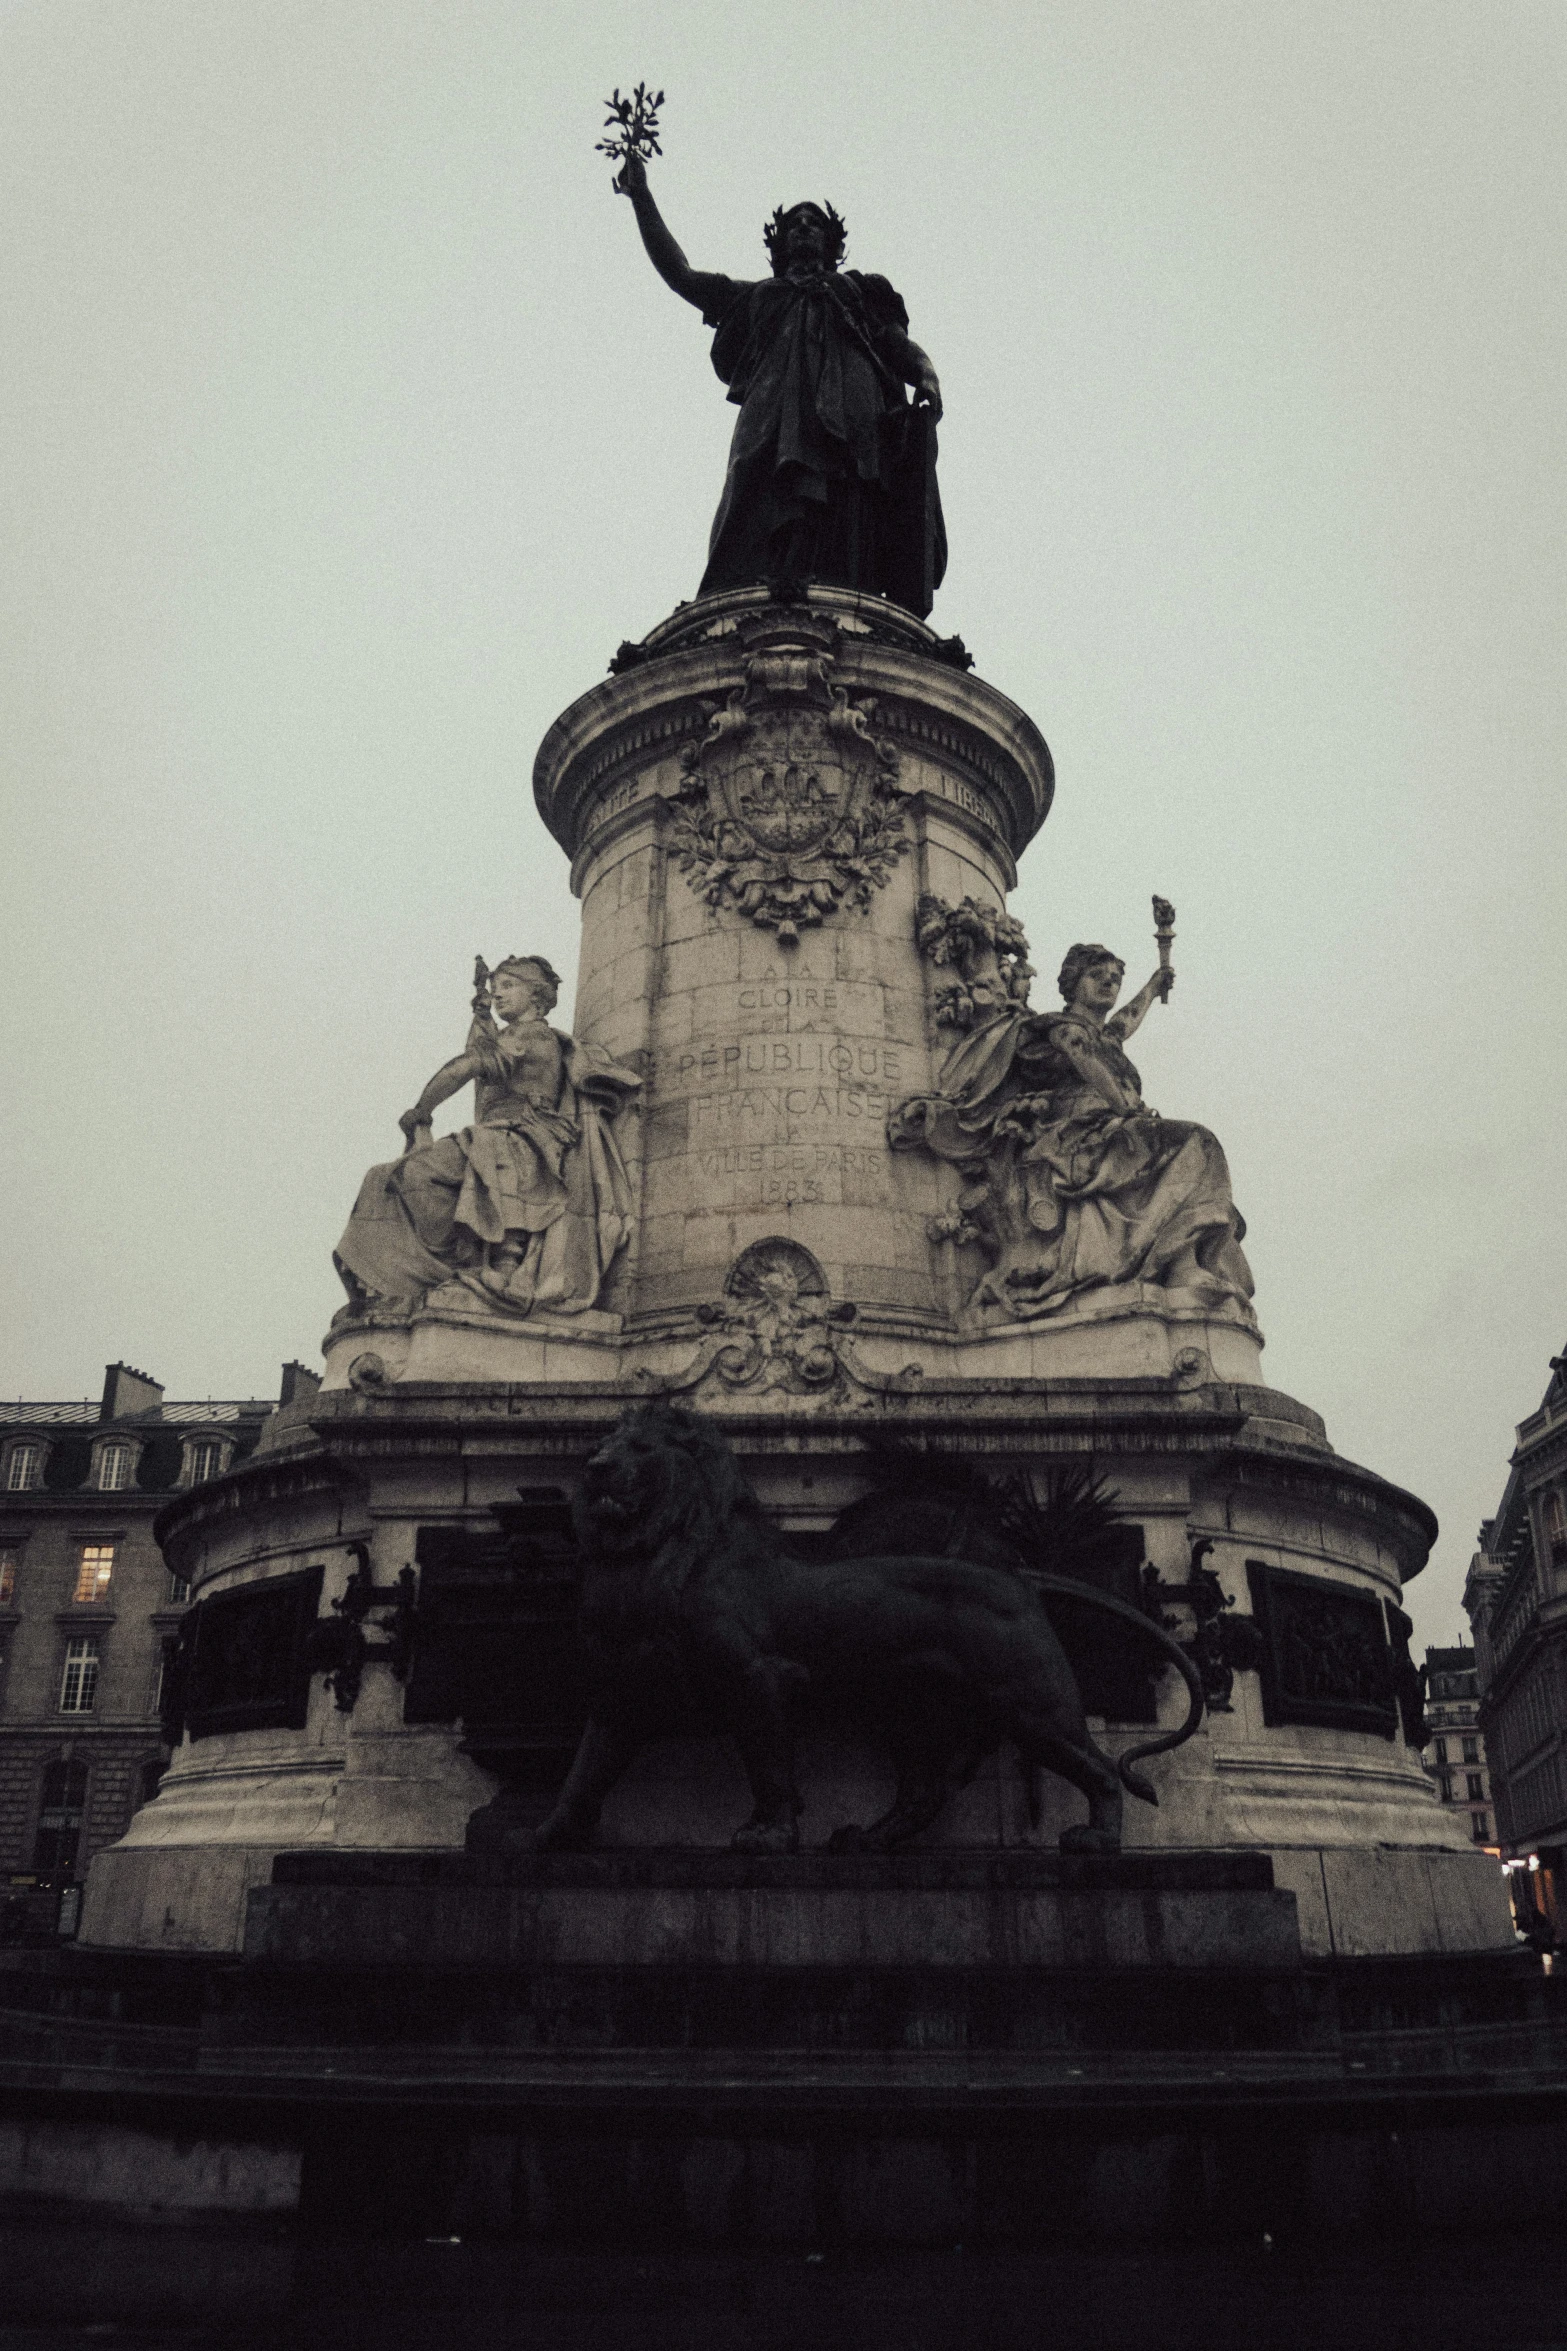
[
  {"x1": 616, "y1": 150, "x2": 728, "y2": 314},
  {"x1": 609, "y1": 141, "x2": 947, "y2": 617}
]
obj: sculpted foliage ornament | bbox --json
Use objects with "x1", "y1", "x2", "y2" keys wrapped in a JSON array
[
  {"x1": 669, "y1": 618, "x2": 909, "y2": 944},
  {"x1": 636, "y1": 1239, "x2": 921, "y2": 1401},
  {"x1": 914, "y1": 892, "x2": 1036, "y2": 1031}
]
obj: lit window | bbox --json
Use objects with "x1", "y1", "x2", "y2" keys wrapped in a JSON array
[
  {"x1": 1472, "y1": 1812, "x2": 1490, "y2": 1842},
  {"x1": 166, "y1": 1572, "x2": 190, "y2": 1606},
  {"x1": 59, "y1": 1637, "x2": 99, "y2": 1713},
  {"x1": 73, "y1": 1545, "x2": 115, "y2": 1604},
  {"x1": 185, "y1": 1441, "x2": 224, "y2": 1485},
  {"x1": 97, "y1": 1444, "x2": 135, "y2": 1492},
  {"x1": 0, "y1": 1548, "x2": 17, "y2": 1605},
  {"x1": 5, "y1": 1444, "x2": 42, "y2": 1492}
]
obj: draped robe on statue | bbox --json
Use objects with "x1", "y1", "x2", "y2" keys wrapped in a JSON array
[
  {"x1": 890, "y1": 1007, "x2": 1254, "y2": 1316},
  {"x1": 334, "y1": 1026, "x2": 640, "y2": 1319},
  {"x1": 692, "y1": 266, "x2": 946, "y2": 617}
]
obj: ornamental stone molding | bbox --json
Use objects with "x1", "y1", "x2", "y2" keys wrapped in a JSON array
[{"x1": 667, "y1": 612, "x2": 910, "y2": 945}]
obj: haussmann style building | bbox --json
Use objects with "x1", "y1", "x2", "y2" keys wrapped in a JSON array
[{"x1": 1465, "y1": 1343, "x2": 1567, "y2": 1936}]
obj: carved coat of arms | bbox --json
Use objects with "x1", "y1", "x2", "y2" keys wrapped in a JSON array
[{"x1": 669, "y1": 623, "x2": 908, "y2": 945}]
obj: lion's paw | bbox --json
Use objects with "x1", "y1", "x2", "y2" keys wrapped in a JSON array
[
  {"x1": 531, "y1": 1813, "x2": 595, "y2": 1853},
  {"x1": 1059, "y1": 1825, "x2": 1121, "y2": 1855},
  {"x1": 731, "y1": 1820, "x2": 800, "y2": 1855}
]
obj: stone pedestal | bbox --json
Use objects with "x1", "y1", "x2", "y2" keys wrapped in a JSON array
[
  {"x1": 247, "y1": 1848, "x2": 1302, "y2": 1972},
  {"x1": 80, "y1": 588, "x2": 1511, "y2": 1965}
]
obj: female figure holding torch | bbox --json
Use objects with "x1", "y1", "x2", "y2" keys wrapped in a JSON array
[{"x1": 891, "y1": 936, "x2": 1253, "y2": 1318}]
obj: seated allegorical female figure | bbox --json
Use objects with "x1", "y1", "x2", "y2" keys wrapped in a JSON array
[
  {"x1": 333, "y1": 956, "x2": 641, "y2": 1321},
  {"x1": 890, "y1": 942, "x2": 1254, "y2": 1319}
]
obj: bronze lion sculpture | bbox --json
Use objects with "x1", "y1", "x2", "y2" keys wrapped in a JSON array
[{"x1": 530, "y1": 1401, "x2": 1203, "y2": 1855}]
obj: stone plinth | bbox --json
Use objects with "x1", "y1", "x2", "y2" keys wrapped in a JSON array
[
  {"x1": 247, "y1": 1848, "x2": 1300, "y2": 1972},
  {"x1": 81, "y1": 590, "x2": 1510, "y2": 1969}
]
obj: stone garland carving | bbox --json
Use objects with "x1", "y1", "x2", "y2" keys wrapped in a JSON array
[
  {"x1": 668, "y1": 615, "x2": 909, "y2": 946},
  {"x1": 636, "y1": 1239, "x2": 923, "y2": 1400},
  {"x1": 888, "y1": 897, "x2": 1255, "y2": 1323}
]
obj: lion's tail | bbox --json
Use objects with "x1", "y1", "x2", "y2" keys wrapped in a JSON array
[{"x1": 1025, "y1": 1570, "x2": 1206, "y2": 1805}]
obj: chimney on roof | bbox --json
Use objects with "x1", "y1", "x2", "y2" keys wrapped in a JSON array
[
  {"x1": 279, "y1": 1361, "x2": 322, "y2": 1409},
  {"x1": 100, "y1": 1362, "x2": 164, "y2": 1421}
]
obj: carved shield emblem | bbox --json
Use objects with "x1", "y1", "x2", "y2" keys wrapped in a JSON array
[{"x1": 669, "y1": 629, "x2": 908, "y2": 945}]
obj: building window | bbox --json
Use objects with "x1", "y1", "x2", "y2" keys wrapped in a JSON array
[
  {"x1": 1434, "y1": 1737, "x2": 1448, "y2": 1765},
  {"x1": 5, "y1": 1443, "x2": 42, "y2": 1492},
  {"x1": 73, "y1": 1544, "x2": 115, "y2": 1604},
  {"x1": 96, "y1": 1444, "x2": 135, "y2": 1493},
  {"x1": 184, "y1": 1441, "x2": 224, "y2": 1486},
  {"x1": 165, "y1": 1571, "x2": 190, "y2": 1606},
  {"x1": 1547, "y1": 1490, "x2": 1567, "y2": 1567},
  {"x1": 1462, "y1": 1737, "x2": 1479, "y2": 1764},
  {"x1": 1438, "y1": 1773, "x2": 1452, "y2": 1801},
  {"x1": 0, "y1": 1548, "x2": 18, "y2": 1605},
  {"x1": 1467, "y1": 1773, "x2": 1485, "y2": 1801},
  {"x1": 1472, "y1": 1812, "x2": 1490, "y2": 1842},
  {"x1": 58, "y1": 1638, "x2": 99, "y2": 1714},
  {"x1": 136, "y1": 1758, "x2": 164, "y2": 1808},
  {"x1": 32, "y1": 1760, "x2": 88, "y2": 1878}
]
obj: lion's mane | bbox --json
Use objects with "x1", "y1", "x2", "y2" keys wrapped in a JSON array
[{"x1": 571, "y1": 1401, "x2": 765, "y2": 1631}]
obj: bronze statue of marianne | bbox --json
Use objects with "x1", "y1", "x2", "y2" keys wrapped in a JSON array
[{"x1": 616, "y1": 150, "x2": 947, "y2": 618}]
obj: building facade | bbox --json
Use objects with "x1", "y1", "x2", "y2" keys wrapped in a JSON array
[
  {"x1": 0, "y1": 1361, "x2": 312, "y2": 1931},
  {"x1": 1464, "y1": 1344, "x2": 1567, "y2": 1938},
  {"x1": 1420, "y1": 1645, "x2": 1492, "y2": 1847}
]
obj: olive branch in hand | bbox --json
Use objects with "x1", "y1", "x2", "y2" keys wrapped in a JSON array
[{"x1": 596, "y1": 84, "x2": 664, "y2": 171}]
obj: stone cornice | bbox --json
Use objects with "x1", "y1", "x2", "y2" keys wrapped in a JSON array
[
  {"x1": 534, "y1": 602, "x2": 1053, "y2": 869},
  {"x1": 152, "y1": 1449, "x2": 367, "y2": 1575}
]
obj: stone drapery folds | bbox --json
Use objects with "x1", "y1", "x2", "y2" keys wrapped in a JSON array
[
  {"x1": 334, "y1": 960, "x2": 641, "y2": 1322},
  {"x1": 890, "y1": 896, "x2": 1255, "y2": 1323}
]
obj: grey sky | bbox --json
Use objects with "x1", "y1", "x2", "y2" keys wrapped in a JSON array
[{"x1": 1, "y1": 2, "x2": 1562, "y2": 1650}]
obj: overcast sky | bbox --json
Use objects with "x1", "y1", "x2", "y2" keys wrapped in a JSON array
[{"x1": 1, "y1": 1, "x2": 1562, "y2": 1648}]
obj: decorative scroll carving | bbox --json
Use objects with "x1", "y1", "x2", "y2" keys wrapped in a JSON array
[
  {"x1": 304, "y1": 1544, "x2": 420, "y2": 1715},
  {"x1": 669, "y1": 616, "x2": 909, "y2": 945},
  {"x1": 1143, "y1": 1538, "x2": 1265, "y2": 1714},
  {"x1": 634, "y1": 1239, "x2": 923, "y2": 1400},
  {"x1": 1245, "y1": 1562, "x2": 1396, "y2": 1738}
]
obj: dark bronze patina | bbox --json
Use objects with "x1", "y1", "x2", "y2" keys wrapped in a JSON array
[
  {"x1": 616, "y1": 150, "x2": 947, "y2": 616},
  {"x1": 525, "y1": 1402, "x2": 1203, "y2": 1856}
]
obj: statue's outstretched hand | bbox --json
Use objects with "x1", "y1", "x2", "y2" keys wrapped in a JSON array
[
  {"x1": 615, "y1": 150, "x2": 649, "y2": 199},
  {"x1": 398, "y1": 1109, "x2": 433, "y2": 1155},
  {"x1": 913, "y1": 366, "x2": 944, "y2": 422}
]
